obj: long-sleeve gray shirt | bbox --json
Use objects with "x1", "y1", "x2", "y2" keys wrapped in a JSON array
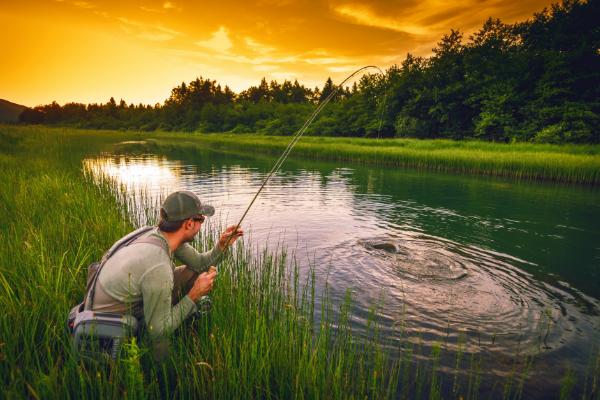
[{"x1": 95, "y1": 226, "x2": 222, "y2": 338}]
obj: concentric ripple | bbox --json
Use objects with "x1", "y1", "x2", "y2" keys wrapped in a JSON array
[
  {"x1": 329, "y1": 231, "x2": 599, "y2": 356},
  {"x1": 361, "y1": 236, "x2": 469, "y2": 281}
]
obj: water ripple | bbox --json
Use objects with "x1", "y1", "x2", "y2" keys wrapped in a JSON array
[
  {"x1": 84, "y1": 151, "x2": 600, "y2": 385},
  {"x1": 329, "y1": 231, "x2": 599, "y2": 355}
]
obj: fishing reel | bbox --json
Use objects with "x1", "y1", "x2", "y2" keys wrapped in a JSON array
[{"x1": 195, "y1": 295, "x2": 212, "y2": 316}]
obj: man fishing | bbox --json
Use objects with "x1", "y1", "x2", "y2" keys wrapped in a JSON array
[
  {"x1": 73, "y1": 67, "x2": 379, "y2": 361},
  {"x1": 87, "y1": 190, "x2": 243, "y2": 358}
]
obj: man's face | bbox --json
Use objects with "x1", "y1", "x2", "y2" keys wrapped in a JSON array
[{"x1": 183, "y1": 215, "x2": 204, "y2": 243}]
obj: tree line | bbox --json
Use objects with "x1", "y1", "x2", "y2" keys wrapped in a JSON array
[{"x1": 19, "y1": 0, "x2": 600, "y2": 143}]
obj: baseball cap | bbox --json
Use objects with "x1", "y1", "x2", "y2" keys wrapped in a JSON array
[{"x1": 160, "y1": 190, "x2": 215, "y2": 222}]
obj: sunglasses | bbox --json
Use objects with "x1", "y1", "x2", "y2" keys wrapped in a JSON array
[{"x1": 192, "y1": 215, "x2": 206, "y2": 223}]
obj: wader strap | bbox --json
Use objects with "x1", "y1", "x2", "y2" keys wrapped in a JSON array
[{"x1": 85, "y1": 226, "x2": 164, "y2": 311}]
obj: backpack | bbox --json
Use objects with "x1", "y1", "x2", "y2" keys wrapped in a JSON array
[{"x1": 67, "y1": 226, "x2": 166, "y2": 359}]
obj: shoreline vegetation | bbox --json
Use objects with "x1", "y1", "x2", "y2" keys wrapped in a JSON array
[
  {"x1": 1, "y1": 125, "x2": 599, "y2": 398},
  {"x1": 145, "y1": 131, "x2": 600, "y2": 185},
  {"x1": 7, "y1": 125, "x2": 600, "y2": 185}
]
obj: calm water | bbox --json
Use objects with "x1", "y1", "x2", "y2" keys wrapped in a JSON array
[{"x1": 85, "y1": 142, "x2": 600, "y2": 397}]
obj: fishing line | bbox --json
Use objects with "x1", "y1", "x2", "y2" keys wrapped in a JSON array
[{"x1": 219, "y1": 65, "x2": 387, "y2": 251}]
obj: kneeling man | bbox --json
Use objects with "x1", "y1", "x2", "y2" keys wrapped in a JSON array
[{"x1": 89, "y1": 190, "x2": 242, "y2": 356}]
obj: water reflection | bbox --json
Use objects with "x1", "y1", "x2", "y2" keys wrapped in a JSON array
[
  {"x1": 84, "y1": 155, "x2": 183, "y2": 193},
  {"x1": 84, "y1": 147, "x2": 600, "y2": 397}
]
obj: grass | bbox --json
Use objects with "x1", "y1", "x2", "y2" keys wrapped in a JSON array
[
  {"x1": 1, "y1": 124, "x2": 599, "y2": 399},
  {"x1": 0, "y1": 126, "x2": 402, "y2": 398},
  {"x1": 138, "y1": 132, "x2": 600, "y2": 185},
  {"x1": 5, "y1": 125, "x2": 600, "y2": 185}
]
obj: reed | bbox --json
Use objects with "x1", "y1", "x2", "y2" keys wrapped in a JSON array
[
  {"x1": 6, "y1": 125, "x2": 600, "y2": 184},
  {"x1": 143, "y1": 132, "x2": 600, "y2": 185},
  {"x1": 1, "y1": 124, "x2": 596, "y2": 399},
  {"x1": 0, "y1": 126, "x2": 403, "y2": 398}
]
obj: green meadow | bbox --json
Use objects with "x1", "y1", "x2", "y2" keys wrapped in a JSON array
[{"x1": 1, "y1": 124, "x2": 599, "y2": 399}]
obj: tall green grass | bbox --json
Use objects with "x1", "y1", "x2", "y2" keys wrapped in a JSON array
[
  {"x1": 6, "y1": 125, "x2": 600, "y2": 184},
  {"x1": 144, "y1": 132, "x2": 600, "y2": 185},
  {"x1": 1, "y1": 125, "x2": 598, "y2": 399},
  {"x1": 0, "y1": 126, "x2": 405, "y2": 398}
]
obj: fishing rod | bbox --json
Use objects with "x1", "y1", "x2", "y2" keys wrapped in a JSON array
[{"x1": 217, "y1": 65, "x2": 387, "y2": 253}]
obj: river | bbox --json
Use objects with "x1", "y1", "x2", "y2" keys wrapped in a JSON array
[{"x1": 84, "y1": 141, "x2": 600, "y2": 398}]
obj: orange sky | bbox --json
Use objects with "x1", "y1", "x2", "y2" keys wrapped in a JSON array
[{"x1": 1, "y1": 0, "x2": 555, "y2": 107}]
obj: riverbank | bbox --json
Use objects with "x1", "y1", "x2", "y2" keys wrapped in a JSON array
[
  {"x1": 147, "y1": 132, "x2": 600, "y2": 185},
  {"x1": 0, "y1": 126, "x2": 404, "y2": 397},
  {"x1": 5, "y1": 125, "x2": 600, "y2": 184}
]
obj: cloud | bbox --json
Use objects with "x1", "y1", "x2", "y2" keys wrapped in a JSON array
[
  {"x1": 171, "y1": 37, "x2": 379, "y2": 83},
  {"x1": 195, "y1": 27, "x2": 233, "y2": 53},
  {"x1": 218, "y1": 53, "x2": 298, "y2": 66},
  {"x1": 155, "y1": 25, "x2": 184, "y2": 37},
  {"x1": 334, "y1": 3, "x2": 429, "y2": 36},
  {"x1": 244, "y1": 37, "x2": 276, "y2": 55},
  {"x1": 326, "y1": 65, "x2": 360, "y2": 73},
  {"x1": 117, "y1": 17, "x2": 182, "y2": 41},
  {"x1": 117, "y1": 17, "x2": 144, "y2": 27},
  {"x1": 304, "y1": 55, "x2": 358, "y2": 65},
  {"x1": 73, "y1": 1, "x2": 95, "y2": 9},
  {"x1": 332, "y1": 0, "x2": 554, "y2": 44},
  {"x1": 138, "y1": 32, "x2": 177, "y2": 42},
  {"x1": 139, "y1": 6, "x2": 163, "y2": 13},
  {"x1": 54, "y1": 0, "x2": 96, "y2": 9},
  {"x1": 163, "y1": 2, "x2": 182, "y2": 11}
]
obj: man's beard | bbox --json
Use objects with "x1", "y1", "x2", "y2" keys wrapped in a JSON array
[{"x1": 184, "y1": 232, "x2": 197, "y2": 243}]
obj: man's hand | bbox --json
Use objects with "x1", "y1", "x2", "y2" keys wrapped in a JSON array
[
  {"x1": 218, "y1": 225, "x2": 244, "y2": 250},
  {"x1": 188, "y1": 267, "x2": 217, "y2": 302}
]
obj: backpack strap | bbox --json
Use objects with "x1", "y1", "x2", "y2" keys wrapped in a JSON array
[
  {"x1": 101, "y1": 226, "x2": 155, "y2": 263},
  {"x1": 131, "y1": 234, "x2": 169, "y2": 253},
  {"x1": 84, "y1": 226, "x2": 163, "y2": 311}
]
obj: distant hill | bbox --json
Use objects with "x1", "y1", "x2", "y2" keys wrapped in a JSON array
[{"x1": 0, "y1": 99, "x2": 27, "y2": 123}]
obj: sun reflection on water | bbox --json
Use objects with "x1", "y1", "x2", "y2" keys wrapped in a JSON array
[{"x1": 83, "y1": 155, "x2": 183, "y2": 193}]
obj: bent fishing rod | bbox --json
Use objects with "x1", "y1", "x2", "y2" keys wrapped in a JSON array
[{"x1": 216, "y1": 65, "x2": 387, "y2": 256}]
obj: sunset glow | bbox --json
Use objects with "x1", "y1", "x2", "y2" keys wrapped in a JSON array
[{"x1": 2, "y1": 0, "x2": 555, "y2": 107}]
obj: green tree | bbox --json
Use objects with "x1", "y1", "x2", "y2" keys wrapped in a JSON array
[{"x1": 319, "y1": 77, "x2": 336, "y2": 103}]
